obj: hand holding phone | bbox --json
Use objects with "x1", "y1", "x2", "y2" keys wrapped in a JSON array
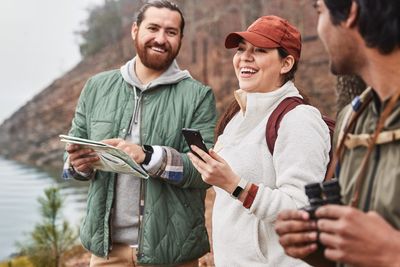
[{"x1": 182, "y1": 128, "x2": 209, "y2": 160}]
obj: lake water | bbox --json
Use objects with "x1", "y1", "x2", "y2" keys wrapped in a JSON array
[{"x1": 0, "y1": 157, "x2": 88, "y2": 261}]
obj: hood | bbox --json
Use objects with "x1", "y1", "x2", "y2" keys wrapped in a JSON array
[{"x1": 120, "y1": 57, "x2": 191, "y2": 91}]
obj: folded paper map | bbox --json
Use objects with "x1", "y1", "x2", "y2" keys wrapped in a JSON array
[{"x1": 60, "y1": 135, "x2": 148, "y2": 179}]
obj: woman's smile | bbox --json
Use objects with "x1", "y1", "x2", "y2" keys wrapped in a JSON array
[{"x1": 239, "y1": 67, "x2": 258, "y2": 78}]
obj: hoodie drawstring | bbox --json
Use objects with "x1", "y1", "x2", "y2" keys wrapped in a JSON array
[{"x1": 128, "y1": 86, "x2": 142, "y2": 135}]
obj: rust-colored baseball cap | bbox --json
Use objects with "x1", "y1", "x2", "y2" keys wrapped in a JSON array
[{"x1": 225, "y1": 15, "x2": 302, "y2": 61}]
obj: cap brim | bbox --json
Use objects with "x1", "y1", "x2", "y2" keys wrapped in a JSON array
[{"x1": 225, "y1": 31, "x2": 280, "y2": 49}]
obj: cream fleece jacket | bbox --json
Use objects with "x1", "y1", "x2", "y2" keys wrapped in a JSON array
[{"x1": 212, "y1": 81, "x2": 330, "y2": 267}]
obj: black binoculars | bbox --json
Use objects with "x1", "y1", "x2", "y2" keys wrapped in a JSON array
[{"x1": 302, "y1": 179, "x2": 342, "y2": 219}]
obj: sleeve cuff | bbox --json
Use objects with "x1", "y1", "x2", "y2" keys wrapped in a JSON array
[
  {"x1": 143, "y1": 146, "x2": 184, "y2": 184},
  {"x1": 62, "y1": 156, "x2": 94, "y2": 180},
  {"x1": 76, "y1": 168, "x2": 95, "y2": 178}
]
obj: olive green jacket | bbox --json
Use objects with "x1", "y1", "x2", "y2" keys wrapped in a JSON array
[
  {"x1": 335, "y1": 93, "x2": 400, "y2": 228},
  {"x1": 67, "y1": 69, "x2": 216, "y2": 265}
]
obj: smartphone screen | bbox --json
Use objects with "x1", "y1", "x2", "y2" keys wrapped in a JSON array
[{"x1": 182, "y1": 128, "x2": 209, "y2": 159}]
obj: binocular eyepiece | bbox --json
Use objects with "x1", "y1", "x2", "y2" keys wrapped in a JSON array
[{"x1": 303, "y1": 179, "x2": 342, "y2": 219}]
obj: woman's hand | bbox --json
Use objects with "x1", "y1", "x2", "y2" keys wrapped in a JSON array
[{"x1": 188, "y1": 145, "x2": 240, "y2": 193}]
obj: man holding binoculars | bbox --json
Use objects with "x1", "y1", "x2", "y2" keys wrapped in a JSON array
[{"x1": 275, "y1": 0, "x2": 400, "y2": 266}]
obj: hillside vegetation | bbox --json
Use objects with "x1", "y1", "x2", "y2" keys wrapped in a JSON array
[{"x1": 0, "y1": 0, "x2": 337, "y2": 172}]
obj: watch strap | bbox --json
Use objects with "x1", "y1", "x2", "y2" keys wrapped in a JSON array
[{"x1": 142, "y1": 145, "x2": 154, "y2": 165}]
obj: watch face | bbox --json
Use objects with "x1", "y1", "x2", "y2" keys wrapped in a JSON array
[
  {"x1": 142, "y1": 144, "x2": 154, "y2": 153},
  {"x1": 231, "y1": 186, "x2": 244, "y2": 198}
]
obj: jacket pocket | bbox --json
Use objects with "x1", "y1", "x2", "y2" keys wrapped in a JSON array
[{"x1": 253, "y1": 219, "x2": 270, "y2": 262}]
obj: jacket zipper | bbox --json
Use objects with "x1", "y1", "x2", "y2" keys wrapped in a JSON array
[
  {"x1": 107, "y1": 174, "x2": 117, "y2": 258},
  {"x1": 137, "y1": 179, "x2": 147, "y2": 260},
  {"x1": 134, "y1": 85, "x2": 147, "y2": 260},
  {"x1": 107, "y1": 92, "x2": 135, "y2": 257}
]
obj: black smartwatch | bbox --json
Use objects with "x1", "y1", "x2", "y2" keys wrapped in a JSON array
[
  {"x1": 231, "y1": 178, "x2": 248, "y2": 199},
  {"x1": 142, "y1": 145, "x2": 154, "y2": 165}
]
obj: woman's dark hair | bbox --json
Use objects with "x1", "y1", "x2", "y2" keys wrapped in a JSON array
[
  {"x1": 136, "y1": 0, "x2": 185, "y2": 36},
  {"x1": 323, "y1": 0, "x2": 400, "y2": 54},
  {"x1": 215, "y1": 47, "x2": 306, "y2": 139},
  {"x1": 215, "y1": 100, "x2": 241, "y2": 139}
]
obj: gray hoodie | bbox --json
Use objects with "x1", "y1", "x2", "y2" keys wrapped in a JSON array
[
  {"x1": 120, "y1": 57, "x2": 191, "y2": 91},
  {"x1": 111, "y1": 57, "x2": 191, "y2": 246}
]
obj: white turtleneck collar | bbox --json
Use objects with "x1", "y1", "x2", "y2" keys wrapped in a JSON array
[{"x1": 233, "y1": 81, "x2": 301, "y2": 117}]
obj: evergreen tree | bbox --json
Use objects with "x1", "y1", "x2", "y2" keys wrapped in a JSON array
[{"x1": 18, "y1": 187, "x2": 77, "y2": 267}]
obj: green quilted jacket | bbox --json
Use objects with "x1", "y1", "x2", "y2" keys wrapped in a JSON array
[{"x1": 67, "y1": 69, "x2": 216, "y2": 265}]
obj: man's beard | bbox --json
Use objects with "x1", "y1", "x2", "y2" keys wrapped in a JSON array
[{"x1": 135, "y1": 38, "x2": 181, "y2": 71}]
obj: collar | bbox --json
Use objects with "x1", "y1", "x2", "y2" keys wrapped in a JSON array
[{"x1": 233, "y1": 81, "x2": 301, "y2": 116}]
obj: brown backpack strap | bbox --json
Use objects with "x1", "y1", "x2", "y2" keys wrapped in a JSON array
[
  {"x1": 266, "y1": 97, "x2": 336, "y2": 181},
  {"x1": 266, "y1": 97, "x2": 305, "y2": 154},
  {"x1": 322, "y1": 115, "x2": 336, "y2": 181}
]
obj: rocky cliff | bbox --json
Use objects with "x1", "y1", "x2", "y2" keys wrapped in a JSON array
[{"x1": 0, "y1": 0, "x2": 337, "y2": 171}]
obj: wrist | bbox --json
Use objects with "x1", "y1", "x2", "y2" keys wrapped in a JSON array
[
  {"x1": 230, "y1": 177, "x2": 248, "y2": 199},
  {"x1": 68, "y1": 164, "x2": 94, "y2": 179},
  {"x1": 238, "y1": 183, "x2": 251, "y2": 202},
  {"x1": 72, "y1": 165, "x2": 94, "y2": 177},
  {"x1": 222, "y1": 175, "x2": 240, "y2": 194}
]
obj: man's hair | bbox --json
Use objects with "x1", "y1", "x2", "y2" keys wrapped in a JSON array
[
  {"x1": 136, "y1": 0, "x2": 185, "y2": 36},
  {"x1": 323, "y1": 0, "x2": 400, "y2": 54}
]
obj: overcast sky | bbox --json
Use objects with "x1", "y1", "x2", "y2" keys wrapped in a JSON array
[{"x1": 0, "y1": 0, "x2": 105, "y2": 123}]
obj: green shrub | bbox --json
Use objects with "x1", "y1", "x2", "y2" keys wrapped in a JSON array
[{"x1": 17, "y1": 187, "x2": 78, "y2": 267}]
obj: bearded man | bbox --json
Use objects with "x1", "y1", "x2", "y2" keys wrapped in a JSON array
[{"x1": 63, "y1": 1, "x2": 216, "y2": 266}]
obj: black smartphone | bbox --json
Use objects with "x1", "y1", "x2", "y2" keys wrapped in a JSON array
[{"x1": 182, "y1": 128, "x2": 209, "y2": 159}]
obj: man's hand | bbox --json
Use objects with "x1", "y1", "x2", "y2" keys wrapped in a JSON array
[
  {"x1": 275, "y1": 209, "x2": 319, "y2": 259},
  {"x1": 66, "y1": 144, "x2": 99, "y2": 173},
  {"x1": 102, "y1": 138, "x2": 146, "y2": 164},
  {"x1": 316, "y1": 205, "x2": 400, "y2": 267}
]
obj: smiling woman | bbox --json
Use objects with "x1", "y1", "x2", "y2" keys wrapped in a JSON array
[
  {"x1": 233, "y1": 42, "x2": 289, "y2": 93},
  {"x1": 187, "y1": 15, "x2": 331, "y2": 267}
]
